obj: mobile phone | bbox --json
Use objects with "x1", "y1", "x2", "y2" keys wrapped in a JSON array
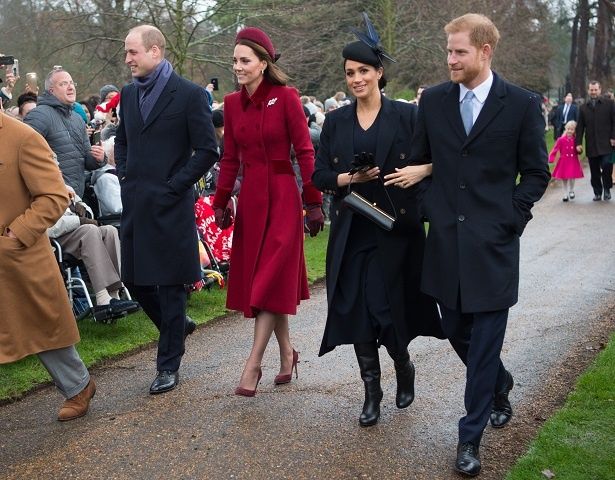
[
  {"x1": 210, "y1": 77, "x2": 219, "y2": 91},
  {"x1": 91, "y1": 130, "x2": 101, "y2": 145},
  {"x1": 25, "y1": 72, "x2": 37, "y2": 90},
  {"x1": 53, "y1": 65, "x2": 62, "y2": 70},
  {"x1": 0, "y1": 56, "x2": 14, "y2": 66},
  {"x1": 12, "y1": 59, "x2": 19, "y2": 77}
]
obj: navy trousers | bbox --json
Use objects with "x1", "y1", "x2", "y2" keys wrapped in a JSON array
[
  {"x1": 126, "y1": 283, "x2": 187, "y2": 372},
  {"x1": 440, "y1": 303, "x2": 509, "y2": 446}
]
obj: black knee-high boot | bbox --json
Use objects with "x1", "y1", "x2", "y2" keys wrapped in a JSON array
[
  {"x1": 386, "y1": 346, "x2": 415, "y2": 409},
  {"x1": 354, "y1": 342, "x2": 383, "y2": 427}
]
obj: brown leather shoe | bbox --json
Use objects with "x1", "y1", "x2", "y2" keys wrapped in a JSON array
[{"x1": 58, "y1": 379, "x2": 96, "y2": 422}]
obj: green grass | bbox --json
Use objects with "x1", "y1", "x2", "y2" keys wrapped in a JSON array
[
  {"x1": 505, "y1": 333, "x2": 615, "y2": 480},
  {"x1": 0, "y1": 229, "x2": 329, "y2": 401}
]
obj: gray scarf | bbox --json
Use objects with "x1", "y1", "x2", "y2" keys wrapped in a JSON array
[{"x1": 133, "y1": 59, "x2": 173, "y2": 121}]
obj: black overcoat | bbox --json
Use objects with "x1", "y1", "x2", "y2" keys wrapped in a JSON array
[
  {"x1": 115, "y1": 72, "x2": 218, "y2": 285},
  {"x1": 411, "y1": 73, "x2": 550, "y2": 313},
  {"x1": 312, "y1": 96, "x2": 443, "y2": 355},
  {"x1": 575, "y1": 96, "x2": 615, "y2": 157}
]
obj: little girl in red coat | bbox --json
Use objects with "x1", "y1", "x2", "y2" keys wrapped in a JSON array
[{"x1": 549, "y1": 120, "x2": 584, "y2": 202}]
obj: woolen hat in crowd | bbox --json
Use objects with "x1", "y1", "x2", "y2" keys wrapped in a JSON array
[
  {"x1": 235, "y1": 27, "x2": 280, "y2": 63},
  {"x1": 99, "y1": 84, "x2": 120, "y2": 102},
  {"x1": 211, "y1": 109, "x2": 224, "y2": 128},
  {"x1": 324, "y1": 97, "x2": 338, "y2": 111},
  {"x1": 342, "y1": 12, "x2": 396, "y2": 67}
]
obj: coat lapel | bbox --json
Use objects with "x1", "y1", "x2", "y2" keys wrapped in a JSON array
[
  {"x1": 464, "y1": 73, "x2": 506, "y2": 145},
  {"x1": 374, "y1": 97, "x2": 398, "y2": 169},
  {"x1": 442, "y1": 82, "x2": 467, "y2": 142},
  {"x1": 337, "y1": 104, "x2": 355, "y2": 168},
  {"x1": 141, "y1": 73, "x2": 179, "y2": 132}
]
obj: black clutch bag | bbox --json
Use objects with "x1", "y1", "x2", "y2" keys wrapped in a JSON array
[{"x1": 341, "y1": 170, "x2": 397, "y2": 231}]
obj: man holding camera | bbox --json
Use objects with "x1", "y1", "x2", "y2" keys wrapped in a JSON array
[{"x1": 24, "y1": 68, "x2": 106, "y2": 197}]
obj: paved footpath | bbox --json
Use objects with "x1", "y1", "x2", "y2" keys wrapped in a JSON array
[{"x1": 2, "y1": 177, "x2": 614, "y2": 480}]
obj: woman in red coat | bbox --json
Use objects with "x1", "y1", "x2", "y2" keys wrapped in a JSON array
[{"x1": 213, "y1": 27, "x2": 324, "y2": 396}]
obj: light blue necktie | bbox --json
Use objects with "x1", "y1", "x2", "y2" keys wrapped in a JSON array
[{"x1": 461, "y1": 90, "x2": 474, "y2": 135}]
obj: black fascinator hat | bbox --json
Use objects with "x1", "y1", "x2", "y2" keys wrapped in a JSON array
[{"x1": 343, "y1": 12, "x2": 397, "y2": 67}]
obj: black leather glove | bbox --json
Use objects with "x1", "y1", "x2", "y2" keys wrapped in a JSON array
[
  {"x1": 214, "y1": 206, "x2": 233, "y2": 230},
  {"x1": 305, "y1": 204, "x2": 324, "y2": 237}
]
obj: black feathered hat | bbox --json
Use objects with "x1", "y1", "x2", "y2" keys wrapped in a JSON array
[{"x1": 342, "y1": 12, "x2": 396, "y2": 67}]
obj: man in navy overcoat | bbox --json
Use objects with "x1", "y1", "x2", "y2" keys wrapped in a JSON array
[
  {"x1": 115, "y1": 25, "x2": 218, "y2": 394},
  {"x1": 409, "y1": 14, "x2": 550, "y2": 476}
]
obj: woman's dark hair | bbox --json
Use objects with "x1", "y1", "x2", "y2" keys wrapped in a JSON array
[
  {"x1": 79, "y1": 100, "x2": 95, "y2": 120},
  {"x1": 237, "y1": 39, "x2": 289, "y2": 86}
]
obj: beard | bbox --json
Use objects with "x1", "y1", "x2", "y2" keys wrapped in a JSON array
[{"x1": 449, "y1": 62, "x2": 482, "y2": 85}]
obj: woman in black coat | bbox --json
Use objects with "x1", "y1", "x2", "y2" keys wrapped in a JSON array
[{"x1": 312, "y1": 17, "x2": 444, "y2": 427}]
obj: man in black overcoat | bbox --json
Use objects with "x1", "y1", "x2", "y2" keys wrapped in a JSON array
[
  {"x1": 409, "y1": 14, "x2": 550, "y2": 476},
  {"x1": 575, "y1": 81, "x2": 615, "y2": 201},
  {"x1": 553, "y1": 92, "x2": 578, "y2": 139},
  {"x1": 115, "y1": 25, "x2": 218, "y2": 394}
]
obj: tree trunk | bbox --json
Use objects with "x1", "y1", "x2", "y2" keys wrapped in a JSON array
[
  {"x1": 571, "y1": 0, "x2": 590, "y2": 97},
  {"x1": 590, "y1": 0, "x2": 613, "y2": 87}
]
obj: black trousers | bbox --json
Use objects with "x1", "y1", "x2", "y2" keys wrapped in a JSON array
[
  {"x1": 588, "y1": 154, "x2": 613, "y2": 196},
  {"x1": 126, "y1": 283, "x2": 187, "y2": 372},
  {"x1": 440, "y1": 303, "x2": 509, "y2": 446}
]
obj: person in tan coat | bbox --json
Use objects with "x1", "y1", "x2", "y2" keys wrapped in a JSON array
[{"x1": 0, "y1": 112, "x2": 96, "y2": 421}]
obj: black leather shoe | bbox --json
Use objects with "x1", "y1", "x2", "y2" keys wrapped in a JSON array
[
  {"x1": 593, "y1": 194, "x2": 602, "y2": 201},
  {"x1": 149, "y1": 370, "x2": 179, "y2": 394},
  {"x1": 184, "y1": 315, "x2": 196, "y2": 339},
  {"x1": 455, "y1": 442, "x2": 481, "y2": 477},
  {"x1": 93, "y1": 304, "x2": 126, "y2": 323},
  {"x1": 109, "y1": 298, "x2": 141, "y2": 315},
  {"x1": 490, "y1": 370, "x2": 514, "y2": 428},
  {"x1": 604, "y1": 189, "x2": 611, "y2": 200}
]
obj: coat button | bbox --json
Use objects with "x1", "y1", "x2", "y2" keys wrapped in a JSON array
[
  {"x1": 458, "y1": 214, "x2": 465, "y2": 222},
  {"x1": 400, "y1": 208, "x2": 406, "y2": 214},
  {"x1": 333, "y1": 157, "x2": 339, "y2": 164},
  {"x1": 400, "y1": 153, "x2": 406, "y2": 159},
  {"x1": 459, "y1": 183, "x2": 466, "y2": 189},
  {"x1": 461, "y1": 150, "x2": 468, "y2": 157}
]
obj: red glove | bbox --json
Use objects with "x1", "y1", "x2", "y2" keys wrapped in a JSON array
[
  {"x1": 305, "y1": 204, "x2": 324, "y2": 237},
  {"x1": 214, "y1": 206, "x2": 234, "y2": 230}
]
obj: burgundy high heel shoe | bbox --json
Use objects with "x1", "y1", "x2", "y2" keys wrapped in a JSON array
[
  {"x1": 235, "y1": 368, "x2": 262, "y2": 397},
  {"x1": 274, "y1": 349, "x2": 299, "y2": 385}
]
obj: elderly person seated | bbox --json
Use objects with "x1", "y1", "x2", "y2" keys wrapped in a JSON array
[{"x1": 48, "y1": 185, "x2": 138, "y2": 317}]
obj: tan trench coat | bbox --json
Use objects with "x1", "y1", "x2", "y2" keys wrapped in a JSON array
[{"x1": 0, "y1": 113, "x2": 79, "y2": 363}]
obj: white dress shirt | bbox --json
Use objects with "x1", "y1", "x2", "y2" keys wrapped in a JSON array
[{"x1": 459, "y1": 72, "x2": 494, "y2": 124}]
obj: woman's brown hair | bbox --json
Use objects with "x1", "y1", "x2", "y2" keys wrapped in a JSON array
[{"x1": 237, "y1": 39, "x2": 289, "y2": 86}]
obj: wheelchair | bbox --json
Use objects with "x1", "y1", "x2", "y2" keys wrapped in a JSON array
[{"x1": 50, "y1": 238, "x2": 130, "y2": 324}]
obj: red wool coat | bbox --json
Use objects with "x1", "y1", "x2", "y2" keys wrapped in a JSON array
[{"x1": 213, "y1": 79, "x2": 321, "y2": 318}]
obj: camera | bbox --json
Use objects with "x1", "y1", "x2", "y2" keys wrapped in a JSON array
[
  {"x1": 350, "y1": 152, "x2": 376, "y2": 174},
  {"x1": 12, "y1": 59, "x2": 19, "y2": 77},
  {"x1": 89, "y1": 119, "x2": 103, "y2": 130}
]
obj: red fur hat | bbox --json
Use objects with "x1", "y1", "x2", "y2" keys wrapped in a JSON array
[{"x1": 235, "y1": 27, "x2": 278, "y2": 62}]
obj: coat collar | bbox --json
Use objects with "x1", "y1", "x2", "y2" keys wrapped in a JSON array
[
  {"x1": 240, "y1": 78, "x2": 274, "y2": 110},
  {"x1": 140, "y1": 72, "x2": 180, "y2": 132},
  {"x1": 335, "y1": 95, "x2": 400, "y2": 169},
  {"x1": 442, "y1": 71, "x2": 506, "y2": 145}
]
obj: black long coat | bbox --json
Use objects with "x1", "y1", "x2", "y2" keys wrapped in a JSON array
[
  {"x1": 411, "y1": 73, "x2": 550, "y2": 313},
  {"x1": 115, "y1": 73, "x2": 219, "y2": 285},
  {"x1": 312, "y1": 96, "x2": 443, "y2": 355},
  {"x1": 575, "y1": 96, "x2": 615, "y2": 157}
]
